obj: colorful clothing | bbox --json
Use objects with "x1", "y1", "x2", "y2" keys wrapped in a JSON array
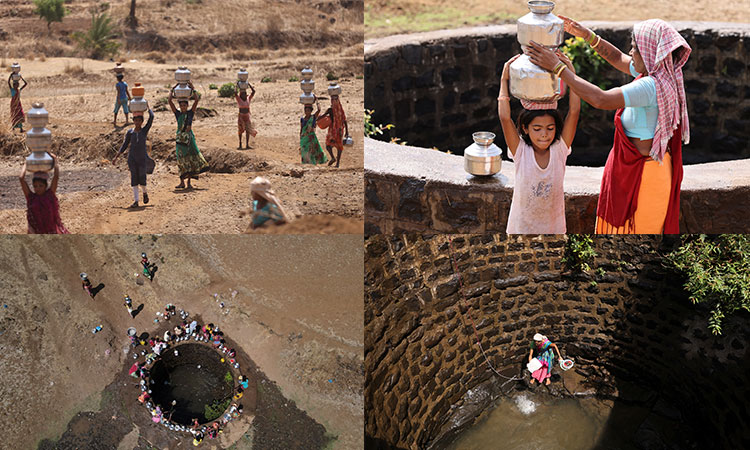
[
  {"x1": 236, "y1": 95, "x2": 257, "y2": 137},
  {"x1": 632, "y1": 19, "x2": 691, "y2": 162},
  {"x1": 26, "y1": 189, "x2": 69, "y2": 234},
  {"x1": 252, "y1": 200, "x2": 284, "y2": 227},
  {"x1": 116, "y1": 81, "x2": 129, "y2": 100},
  {"x1": 596, "y1": 110, "x2": 683, "y2": 234},
  {"x1": 530, "y1": 339, "x2": 555, "y2": 383},
  {"x1": 114, "y1": 98, "x2": 130, "y2": 115},
  {"x1": 174, "y1": 110, "x2": 209, "y2": 178},
  {"x1": 325, "y1": 99, "x2": 347, "y2": 150},
  {"x1": 300, "y1": 116, "x2": 327, "y2": 165},
  {"x1": 10, "y1": 88, "x2": 24, "y2": 130}
]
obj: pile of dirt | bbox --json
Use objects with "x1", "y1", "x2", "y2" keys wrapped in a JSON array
[{"x1": 245, "y1": 214, "x2": 364, "y2": 234}]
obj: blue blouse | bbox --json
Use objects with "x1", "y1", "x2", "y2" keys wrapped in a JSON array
[{"x1": 620, "y1": 61, "x2": 658, "y2": 140}]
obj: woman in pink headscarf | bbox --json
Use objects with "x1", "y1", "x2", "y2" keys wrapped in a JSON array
[
  {"x1": 527, "y1": 18, "x2": 691, "y2": 234},
  {"x1": 19, "y1": 153, "x2": 69, "y2": 234}
]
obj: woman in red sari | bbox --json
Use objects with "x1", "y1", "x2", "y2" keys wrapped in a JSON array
[
  {"x1": 527, "y1": 18, "x2": 691, "y2": 234},
  {"x1": 320, "y1": 94, "x2": 349, "y2": 167},
  {"x1": 19, "y1": 153, "x2": 69, "y2": 234},
  {"x1": 8, "y1": 73, "x2": 27, "y2": 132}
]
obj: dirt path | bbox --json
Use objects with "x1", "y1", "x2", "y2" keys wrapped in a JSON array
[
  {"x1": 365, "y1": 0, "x2": 750, "y2": 38},
  {"x1": 0, "y1": 235, "x2": 363, "y2": 449},
  {"x1": 0, "y1": 56, "x2": 364, "y2": 234}
]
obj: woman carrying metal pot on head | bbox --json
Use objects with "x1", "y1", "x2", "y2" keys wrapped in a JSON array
[
  {"x1": 8, "y1": 73, "x2": 27, "y2": 133},
  {"x1": 526, "y1": 17, "x2": 691, "y2": 234},
  {"x1": 319, "y1": 93, "x2": 349, "y2": 168},
  {"x1": 235, "y1": 83, "x2": 257, "y2": 150},
  {"x1": 168, "y1": 82, "x2": 210, "y2": 189},
  {"x1": 299, "y1": 95, "x2": 328, "y2": 165}
]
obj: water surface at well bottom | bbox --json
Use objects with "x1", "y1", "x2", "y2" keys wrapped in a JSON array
[{"x1": 447, "y1": 393, "x2": 644, "y2": 450}]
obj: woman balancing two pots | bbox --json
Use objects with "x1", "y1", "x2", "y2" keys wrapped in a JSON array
[
  {"x1": 524, "y1": 17, "x2": 691, "y2": 234},
  {"x1": 168, "y1": 81, "x2": 210, "y2": 190}
]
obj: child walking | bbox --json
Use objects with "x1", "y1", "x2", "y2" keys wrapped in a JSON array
[
  {"x1": 498, "y1": 54, "x2": 580, "y2": 234},
  {"x1": 113, "y1": 74, "x2": 132, "y2": 126}
]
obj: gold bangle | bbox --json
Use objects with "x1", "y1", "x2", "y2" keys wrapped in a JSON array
[
  {"x1": 587, "y1": 32, "x2": 597, "y2": 45},
  {"x1": 554, "y1": 64, "x2": 566, "y2": 77},
  {"x1": 592, "y1": 35, "x2": 602, "y2": 49},
  {"x1": 552, "y1": 62, "x2": 565, "y2": 76}
]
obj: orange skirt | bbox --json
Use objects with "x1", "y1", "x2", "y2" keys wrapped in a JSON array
[{"x1": 595, "y1": 152, "x2": 672, "y2": 234}]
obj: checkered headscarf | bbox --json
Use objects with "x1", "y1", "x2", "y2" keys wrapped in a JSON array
[{"x1": 633, "y1": 19, "x2": 691, "y2": 162}]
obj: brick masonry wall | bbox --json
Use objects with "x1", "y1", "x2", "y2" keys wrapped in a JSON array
[
  {"x1": 364, "y1": 234, "x2": 750, "y2": 449},
  {"x1": 364, "y1": 22, "x2": 750, "y2": 166}
]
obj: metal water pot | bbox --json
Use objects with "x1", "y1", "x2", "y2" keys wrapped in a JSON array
[
  {"x1": 237, "y1": 80, "x2": 249, "y2": 91},
  {"x1": 517, "y1": 1, "x2": 564, "y2": 50},
  {"x1": 464, "y1": 131, "x2": 502, "y2": 176},
  {"x1": 175, "y1": 66, "x2": 191, "y2": 82},
  {"x1": 11, "y1": 62, "x2": 21, "y2": 81},
  {"x1": 129, "y1": 83, "x2": 148, "y2": 113},
  {"x1": 237, "y1": 69, "x2": 249, "y2": 81},
  {"x1": 173, "y1": 85, "x2": 193, "y2": 99},
  {"x1": 343, "y1": 135, "x2": 354, "y2": 146},
  {"x1": 509, "y1": 54, "x2": 562, "y2": 102},
  {"x1": 327, "y1": 82, "x2": 342, "y2": 96},
  {"x1": 25, "y1": 103, "x2": 54, "y2": 172},
  {"x1": 114, "y1": 62, "x2": 125, "y2": 74},
  {"x1": 300, "y1": 67, "x2": 315, "y2": 104}
]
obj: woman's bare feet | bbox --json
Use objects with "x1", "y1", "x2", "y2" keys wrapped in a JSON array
[
  {"x1": 176, "y1": 182, "x2": 185, "y2": 189},
  {"x1": 545, "y1": 378, "x2": 551, "y2": 386},
  {"x1": 530, "y1": 379, "x2": 535, "y2": 385}
]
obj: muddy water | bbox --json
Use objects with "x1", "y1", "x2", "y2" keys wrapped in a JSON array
[{"x1": 448, "y1": 393, "x2": 639, "y2": 450}]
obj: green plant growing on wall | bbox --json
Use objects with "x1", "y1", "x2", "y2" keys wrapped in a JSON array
[
  {"x1": 204, "y1": 398, "x2": 232, "y2": 421},
  {"x1": 561, "y1": 37, "x2": 612, "y2": 114},
  {"x1": 224, "y1": 371, "x2": 233, "y2": 386},
  {"x1": 365, "y1": 109, "x2": 406, "y2": 145},
  {"x1": 664, "y1": 234, "x2": 750, "y2": 335},
  {"x1": 562, "y1": 234, "x2": 597, "y2": 273}
]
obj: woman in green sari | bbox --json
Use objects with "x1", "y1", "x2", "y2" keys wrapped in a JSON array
[
  {"x1": 168, "y1": 83, "x2": 209, "y2": 189},
  {"x1": 299, "y1": 97, "x2": 327, "y2": 165}
]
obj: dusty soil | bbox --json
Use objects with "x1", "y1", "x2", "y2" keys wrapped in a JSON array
[
  {"x1": 0, "y1": 0, "x2": 364, "y2": 234},
  {"x1": 0, "y1": 235, "x2": 364, "y2": 449},
  {"x1": 365, "y1": 0, "x2": 750, "y2": 38}
]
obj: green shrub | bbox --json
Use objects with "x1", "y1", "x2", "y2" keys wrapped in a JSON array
[
  {"x1": 288, "y1": 76, "x2": 299, "y2": 82},
  {"x1": 562, "y1": 235, "x2": 596, "y2": 273},
  {"x1": 34, "y1": 0, "x2": 67, "y2": 32},
  {"x1": 261, "y1": 76, "x2": 272, "y2": 83},
  {"x1": 664, "y1": 235, "x2": 750, "y2": 335},
  {"x1": 561, "y1": 37, "x2": 611, "y2": 90},
  {"x1": 355, "y1": 74, "x2": 364, "y2": 79},
  {"x1": 326, "y1": 72, "x2": 338, "y2": 81},
  {"x1": 73, "y1": 11, "x2": 120, "y2": 59},
  {"x1": 204, "y1": 398, "x2": 232, "y2": 421},
  {"x1": 218, "y1": 82, "x2": 235, "y2": 98},
  {"x1": 364, "y1": 109, "x2": 393, "y2": 138},
  {"x1": 209, "y1": 83, "x2": 218, "y2": 90},
  {"x1": 224, "y1": 371, "x2": 233, "y2": 386}
]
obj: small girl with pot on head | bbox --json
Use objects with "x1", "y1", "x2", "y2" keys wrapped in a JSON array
[
  {"x1": 498, "y1": 53, "x2": 580, "y2": 234},
  {"x1": 235, "y1": 83, "x2": 257, "y2": 149},
  {"x1": 19, "y1": 153, "x2": 69, "y2": 234},
  {"x1": 528, "y1": 333, "x2": 562, "y2": 386}
]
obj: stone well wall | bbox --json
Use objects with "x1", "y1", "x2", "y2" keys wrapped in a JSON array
[
  {"x1": 364, "y1": 137, "x2": 750, "y2": 234},
  {"x1": 364, "y1": 235, "x2": 750, "y2": 449},
  {"x1": 365, "y1": 22, "x2": 750, "y2": 166}
]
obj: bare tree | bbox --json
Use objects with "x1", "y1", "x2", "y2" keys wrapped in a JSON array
[{"x1": 126, "y1": 0, "x2": 138, "y2": 28}]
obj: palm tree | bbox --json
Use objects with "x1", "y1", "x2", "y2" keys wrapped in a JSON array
[{"x1": 74, "y1": 11, "x2": 121, "y2": 59}]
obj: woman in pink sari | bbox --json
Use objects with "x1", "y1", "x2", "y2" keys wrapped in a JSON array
[
  {"x1": 527, "y1": 333, "x2": 562, "y2": 385},
  {"x1": 8, "y1": 73, "x2": 27, "y2": 132},
  {"x1": 19, "y1": 153, "x2": 69, "y2": 234}
]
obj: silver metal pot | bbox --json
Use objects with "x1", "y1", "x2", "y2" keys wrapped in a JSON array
[
  {"x1": 509, "y1": 54, "x2": 562, "y2": 102},
  {"x1": 343, "y1": 135, "x2": 354, "y2": 146},
  {"x1": 173, "y1": 84, "x2": 193, "y2": 99},
  {"x1": 300, "y1": 79, "x2": 314, "y2": 94},
  {"x1": 175, "y1": 66, "x2": 191, "y2": 83},
  {"x1": 129, "y1": 97, "x2": 148, "y2": 113},
  {"x1": 25, "y1": 103, "x2": 54, "y2": 172},
  {"x1": 11, "y1": 62, "x2": 20, "y2": 74},
  {"x1": 114, "y1": 63, "x2": 124, "y2": 74},
  {"x1": 517, "y1": 1, "x2": 564, "y2": 50},
  {"x1": 237, "y1": 68, "x2": 249, "y2": 81},
  {"x1": 464, "y1": 131, "x2": 502, "y2": 176},
  {"x1": 301, "y1": 67, "x2": 313, "y2": 81},
  {"x1": 237, "y1": 80, "x2": 249, "y2": 91},
  {"x1": 327, "y1": 82, "x2": 342, "y2": 96}
]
